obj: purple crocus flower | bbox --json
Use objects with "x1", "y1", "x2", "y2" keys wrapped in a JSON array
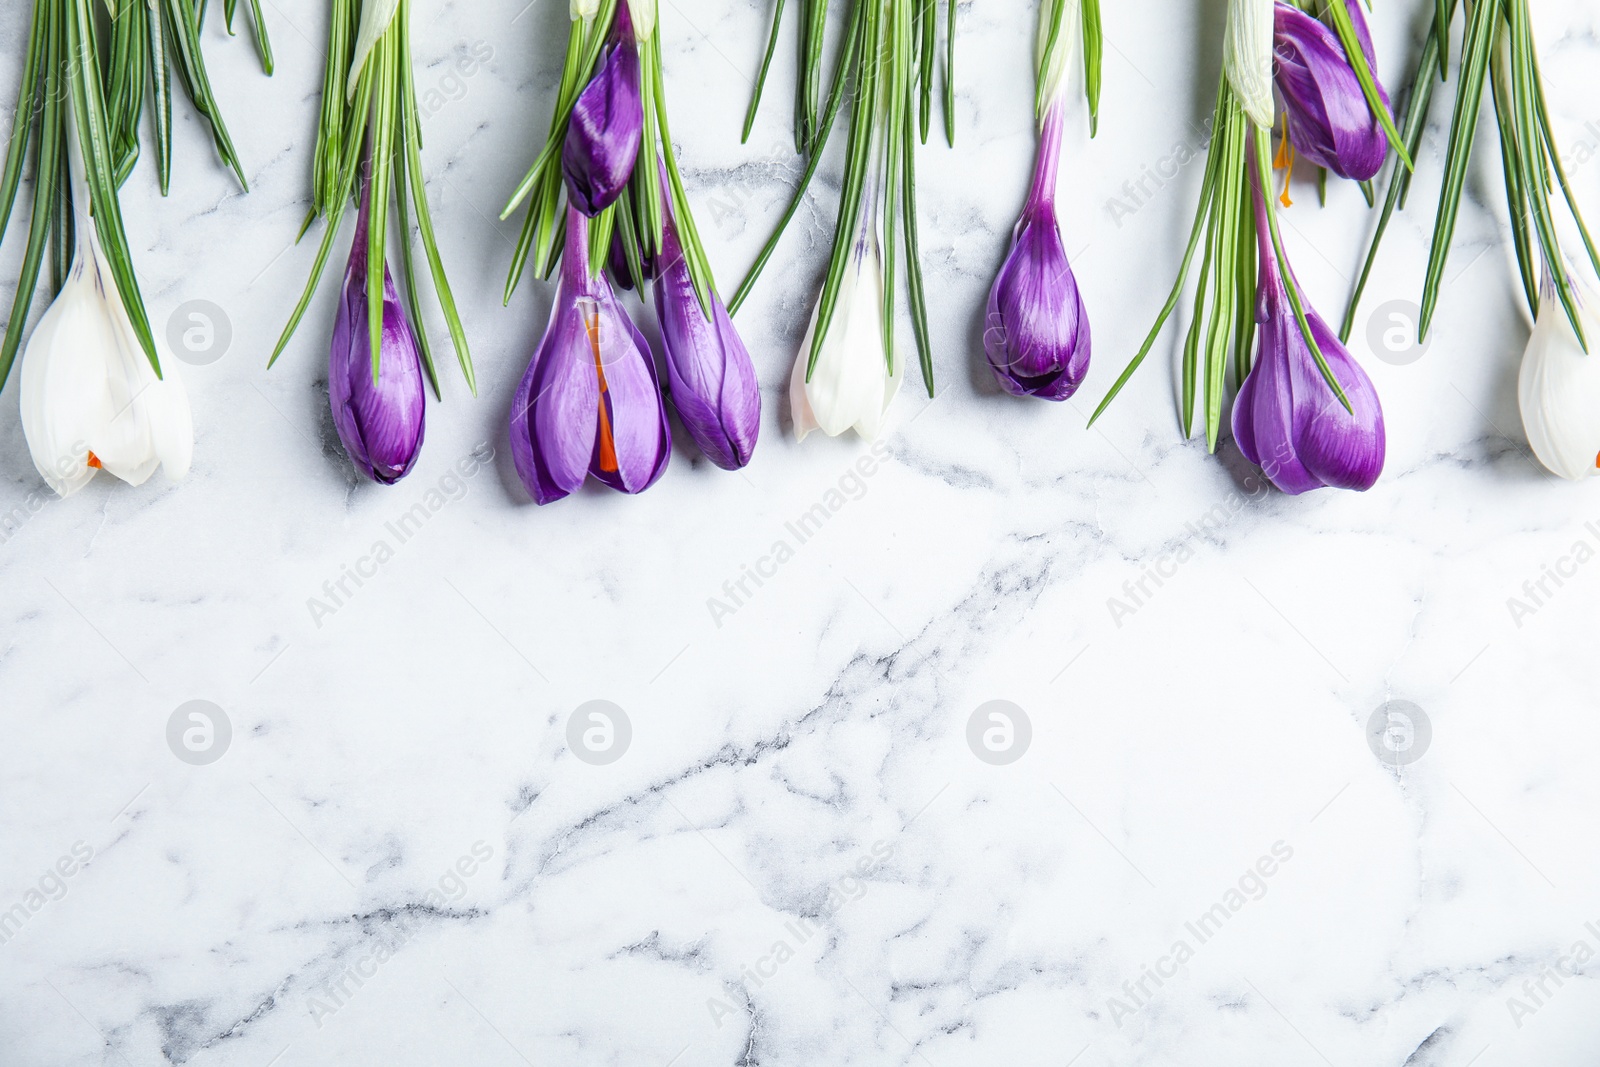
[
  {"x1": 511, "y1": 205, "x2": 670, "y2": 504},
  {"x1": 329, "y1": 179, "x2": 426, "y2": 485},
  {"x1": 1233, "y1": 156, "x2": 1384, "y2": 494},
  {"x1": 982, "y1": 100, "x2": 1091, "y2": 400},
  {"x1": 1272, "y1": 0, "x2": 1389, "y2": 182},
  {"x1": 563, "y1": 3, "x2": 643, "y2": 217},
  {"x1": 653, "y1": 216, "x2": 760, "y2": 470}
]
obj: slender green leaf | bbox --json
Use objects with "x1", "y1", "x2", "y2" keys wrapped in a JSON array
[{"x1": 743, "y1": 0, "x2": 787, "y2": 143}]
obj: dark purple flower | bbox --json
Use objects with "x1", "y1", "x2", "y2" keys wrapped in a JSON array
[
  {"x1": 563, "y1": 3, "x2": 643, "y2": 217},
  {"x1": 1233, "y1": 160, "x2": 1384, "y2": 494},
  {"x1": 983, "y1": 103, "x2": 1091, "y2": 400},
  {"x1": 653, "y1": 218, "x2": 760, "y2": 470},
  {"x1": 329, "y1": 182, "x2": 426, "y2": 485},
  {"x1": 1272, "y1": 0, "x2": 1389, "y2": 182},
  {"x1": 511, "y1": 205, "x2": 670, "y2": 504}
]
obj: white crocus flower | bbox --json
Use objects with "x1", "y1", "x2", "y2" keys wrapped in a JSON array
[
  {"x1": 19, "y1": 104, "x2": 193, "y2": 498},
  {"x1": 570, "y1": 0, "x2": 601, "y2": 20},
  {"x1": 347, "y1": 0, "x2": 402, "y2": 100},
  {"x1": 1224, "y1": 0, "x2": 1275, "y2": 129},
  {"x1": 790, "y1": 212, "x2": 903, "y2": 442},
  {"x1": 1518, "y1": 273, "x2": 1600, "y2": 481}
]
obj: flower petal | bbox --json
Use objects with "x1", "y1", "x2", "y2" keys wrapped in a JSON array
[
  {"x1": 654, "y1": 237, "x2": 761, "y2": 469},
  {"x1": 1519, "y1": 279, "x2": 1600, "y2": 480}
]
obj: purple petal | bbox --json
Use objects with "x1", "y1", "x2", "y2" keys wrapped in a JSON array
[
  {"x1": 588, "y1": 290, "x2": 670, "y2": 493},
  {"x1": 509, "y1": 206, "x2": 669, "y2": 503},
  {"x1": 983, "y1": 204, "x2": 1091, "y2": 400},
  {"x1": 329, "y1": 243, "x2": 426, "y2": 485},
  {"x1": 1272, "y1": 2, "x2": 1389, "y2": 181},
  {"x1": 511, "y1": 297, "x2": 597, "y2": 505},
  {"x1": 1235, "y1": 271, "x2": 1385, "y2": 494},
  {"x1": 562, "y1": 5, "x2": 643, "y2": 217},
  {"x1": 654, "y1": 233, "x2": 761, "y2": 469}
]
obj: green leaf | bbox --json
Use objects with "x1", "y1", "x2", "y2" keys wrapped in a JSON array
[
  {"x1": 162, "y1": 0, "x2": 250, "y2": 189},
  {"x1": 1418, "y1": 0, "x2": 1495, "y2": 341},
  {"x1": 0, "y1": 0, "x2": 63, "y2": 394},
  {"x1": 743, "y1": 0, "x2": 788, "y2": 144},
  {"x1": 1255, "y1": 125, "x2": 1351, "y2": 413},
  {"x1": 68, "y1": 0, "x2": 162, "y2": 376},
  {"x1": 367, "y1": 27, "x2": 399, "y2": 384},
  {"x1": 1338, "y1": 0, "x2": 1453, "y2": 342},
  {"x1": 398, "y1": 0, "x2": 473, "y2": 392},
  {"x1": 943, "y1": 0, "x2": 955, "y2": 146},
  {"x1": 270, "y1": 65, "x2": 375, "y2": 365},
  {"x1": 1322, "y1": 0, "x2": 1412, "y2": 171},
  {"x1": 800, "y1": 0, "x2": 829, "y2": 151},
  {"x1": 1082, "y1": 0, "x2": 1102, "y2": 136},
  {"x1": 0, "y1": 0, "x2": 47, "y2": 248},
  {"x1": 917, "y1": 0, "x2": 935, "y2": 143},
  {"x1": 1090, "y1": 72, "x2": 1230, "y2": 427},
  {"x1": 806, "y1": 0, "x2": 883, "y2": 381},
  {"x1": 728, "y1": 0, "x2": 866, "y2": 314},
  {"x1": 901, "y1": 106, "x2": 934, "y2": 395},
  {"x1": 1505, "y1": 0, "x2": 1584, "y2": 350}
]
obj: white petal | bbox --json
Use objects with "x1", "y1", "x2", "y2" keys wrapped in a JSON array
[
  {"x1": 347, "y1": 0, "x2": 402, "y2": 101},
  {"x1": 20, "y1": 180, "x2": 194, "y2": 496},
  {"x1": 1224, "y1": 0, "x2": 1275, "y2": 129},
  {"x1": 788, "y1": 338, "x2": 821, "y2": 443},
  {"x1": 570, "y1": 0, "x2": 601, "y2": 19},
  {"x1": 1519, "y1": 289, "x2": 1600, "y2": 481},
  {"x1": 19, "y1": 268, "x2": 101, "y2": 497},
  {"x1": 791, "y1": 236, "x2": 900, "y2": 442}
]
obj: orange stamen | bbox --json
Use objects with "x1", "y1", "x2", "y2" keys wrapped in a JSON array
[
  {"x1": 585, "y1": 304, "x2": 619, "y2": 475},
  {"x1": 1276, "y1": 116, "x2": 1295, "y2": 208},
  {"x1": 86, "y1": 451, "x2": 102, "y2": 469}
]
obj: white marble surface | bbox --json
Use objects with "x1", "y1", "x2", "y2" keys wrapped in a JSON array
[{"x1": 4, "y1": 1, "x2": 1600, "y2": 1064}]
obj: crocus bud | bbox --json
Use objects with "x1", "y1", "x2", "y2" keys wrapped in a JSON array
[
  {"x1": 328, "y1": 182, "x2": 427, "y2": 485},
  {"x1": 653, "y1": 220, "x2": 760, "y2": 470},
  {"x1": 1518, "y1": 272, "x2": 1600, "y2": 481},
  {"x1": 511, "y1": 206, "x2": 670, "y2": 503},
  {"x1": 983, "y1": 101, "x2": 1091, "y2": 400},
  {"x1": 20, "y1": 102, "x2": 192, "y2": 497},
  {"x1": 1233, "y1": 173, "x2": 1384, "y2": 493},
  {"x1": 1272, "y1": 0, "x2": 1389, "y2": 181},
  {"x1": 1225, "y1": 0, "x2": 1276, "y2": 128},
  {"x1": 563, "y1": 3, "x2": 643, "y2": 217},
  {"x1": 791, "y1": 214, "x2": 903, "y2": 441}
]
